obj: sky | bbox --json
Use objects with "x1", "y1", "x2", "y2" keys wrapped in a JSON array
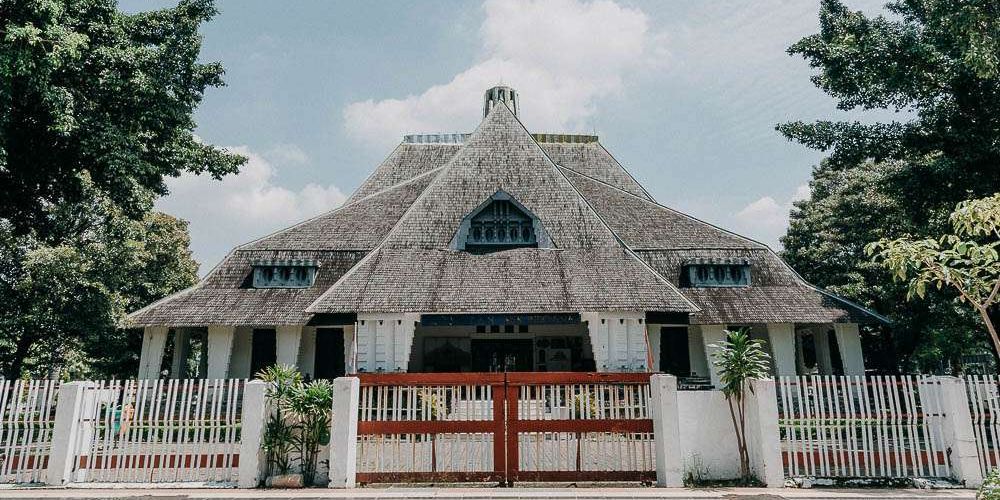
[{"x1": 121, "y1": 0, "x2": 889, "y2": 275}]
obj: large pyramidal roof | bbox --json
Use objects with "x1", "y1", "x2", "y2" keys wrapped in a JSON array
[{"x1": 130, "y1": 90, "x2": 884, "y2": 327}]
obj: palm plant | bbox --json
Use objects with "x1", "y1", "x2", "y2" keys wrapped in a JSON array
[
  {"x1": 710, "y1": 329, "x2": 771, "y2": 483},
  {"x1": 286, "y1": 380, "x2": 333, "y2": 485},
  {"x1": 257, "y1": 364, "x2": 301, "y2": 476}
]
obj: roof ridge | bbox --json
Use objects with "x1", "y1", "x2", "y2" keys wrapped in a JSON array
[
  {"x1": 238, "y1": 166, "x2": 446, "y2": 251},
  {"x1": 594, "y1": 141, "x2": 656, "y2": 201},
  {"x1": 559, "y1": 166, "x2": 770, "y2": 251}
]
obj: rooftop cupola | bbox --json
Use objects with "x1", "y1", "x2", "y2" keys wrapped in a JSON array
[{"x1": 483, "y1": 85, "x2": 518, "y2": 118}]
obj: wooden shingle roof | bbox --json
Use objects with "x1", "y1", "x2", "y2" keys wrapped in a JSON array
[{"x1": 131, "y1": 101, "x2": 884, "y2": 327}]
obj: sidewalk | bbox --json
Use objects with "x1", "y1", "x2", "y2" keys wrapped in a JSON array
[{"x1": 0, "y1": 487, "x2": 978, "y2": 500}]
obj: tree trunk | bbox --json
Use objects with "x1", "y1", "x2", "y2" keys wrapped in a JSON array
[
  {"x1": 5, "y1": 333, "x2": 34, "y2": 379},
  {"x1": 977, "y1": 305, "x2": 1000, "y2": 368}
]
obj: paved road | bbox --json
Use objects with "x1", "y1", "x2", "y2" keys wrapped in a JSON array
[{"x1": 0, "y1": 487, "x2": 977, "y2": 500}]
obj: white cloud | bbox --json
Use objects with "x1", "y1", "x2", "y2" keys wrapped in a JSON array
[
  {"x1": 732, "y1": 184, "x2": 810, "y2": 249},
  {"x1": 157, "y1": 145, "x2": 346, "y2": 273},
  {"x1": 343, "y1": 0, "x2": 659, "y2": 149}
]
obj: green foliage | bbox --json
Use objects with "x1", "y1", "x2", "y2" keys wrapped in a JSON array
[
  {"x1": 256, "y1": 365, "x2": 333, "y2": 485},
  {"x1": 710, "y1": 330, "x2": 771, "y2": 483},
  {"x1": 0, "y1": 0, "x2": 243, "y2": 378},
  {"x1": 980, "y1": 467, "x2": 1000, "y2": 500},
  {"x1": 868, "y1": 194, "x2": 1000, "y2": 356},
  {"x1": 779, "y1": 0, "x2": 1000, "y2": 372}
]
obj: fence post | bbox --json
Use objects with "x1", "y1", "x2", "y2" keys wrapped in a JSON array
[
  {"x1": 931, "y1": 376, "x2": 982, "y2": 488},
  {"x1": 747, "y1": 378, "x2": 784, "y2": 487},
  {"x1": 650, "y1": 373, "x2": 682, "y2": 487},
  {"x1": 238, "y1": 380, "x2": 268, "y2": 488},
  {"x1": 45, "y1": 381, "x2": 87, "y2": 485},
  {"x1": 329, "y1": 376, "x2": 360, "y2": 489}
]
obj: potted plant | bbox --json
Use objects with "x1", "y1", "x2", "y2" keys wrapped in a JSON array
[
  {"x1": 287, "y1": 380, "x2": 333, "y2": 486},
  {"x1": 257, "y1": 364, "x2": 303, "y2": 488}
]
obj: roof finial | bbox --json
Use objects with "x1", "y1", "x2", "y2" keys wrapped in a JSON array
[{"x1": 483, "y1": 85, "x2": 518, "y2": 118}]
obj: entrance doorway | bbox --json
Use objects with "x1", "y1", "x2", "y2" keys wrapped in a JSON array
[
  {"x1": 471, "y1": 339, "x2": 533, "y2": 372},
  {"x1": 314, "y1": 328, "x2": 345, "y2": 380},
  {"x1": 659, "y1": 326, "x2": 690, "y2": 377}
]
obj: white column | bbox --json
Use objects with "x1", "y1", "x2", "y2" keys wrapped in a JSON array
[
  {"x1": 46, "y1": 382, "x2": 87, "y2": 485},
  {"x1": 647, "y1": 324, "x2": 661, "y2": 372},
  {"x1": 813, "y1": 329, "x2": 833, "y2": 374},
  {"x1": 355, "y1": 314, "x2": 417, "y2": 372},
  {"x1": 276, "y1": 325, "x2": 303, "y2": 368},
  {"x1": 687, "y1": 326, "x2": 709, "y2": 377},
  {"x1": 833, "y1": 323, "x2": 865, "y2": 375},
  {"x1": 138, "y1": 326, "x2": 169, "y2": 379},
  {"x1": 582, "y1": 312, "x2": 648, "y2": 372},
  {"x1": 206, "y1": 325, "x2": 235, "y2": 379},
  {"x1": 650, "y1": 374, "x2": 682, "y2": 487},
  {"x1": 238, "y1": 380, "x2": 268, "y2": 488},
  {"x1": 700, "y1": 324, "x2": 727, "y2": 388},
  {"x1": 169, "y1": 329, "x2": 190, "y2": 379},
  {"x1": 299, "y1": 327, "x2": 317, "y2": 378},
  {"x1": 329, "y1": 377, "x2": 360, "y2": 488},
  {"x1": 767, "y1": 323, "x2": 797, "y2": 377},
  {"x1": 929, "y1": 376, "x2": 982, "y2": 488},
  {"x1": 746, "y1": 378, "x2": 784, "y2": 487}
]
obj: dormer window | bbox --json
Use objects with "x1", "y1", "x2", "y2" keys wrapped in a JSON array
[
  {"x1": 682, "y1": 258, "x2": 750, "y2": 287},
  {"x1": 251, "y1": 259, "x2": 319, "y2": 288},
  {"x1": 451, "y1": 191, "x2": 553, "y2": 252}
]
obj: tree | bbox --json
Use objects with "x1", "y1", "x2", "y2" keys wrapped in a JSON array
[
  {"x1": 779, "y1": 0, "x2": 1000, "y2": 371},
  {"x1": 710, "y1": 330, "x2": 771, "y2": 483},
  {"x1": 868, "y1": 194, "x2": 1000, "y2": 358},
  {"x1": 1, "y1": 0, "x2": 244, "y2": 236},
  {"x1": 0, "y1": 0, "x2": 241, "y2": 378}
]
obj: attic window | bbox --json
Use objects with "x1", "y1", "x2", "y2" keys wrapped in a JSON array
[
  {"x1": 251, "y1": 259, "x2": 319, "y2": 288},
  {"x1": 682, "y1": 258, "x2": 750, "y2": 287},
  {"x1": 451, "y1": 191, "x2": 552, "y2": 252}
]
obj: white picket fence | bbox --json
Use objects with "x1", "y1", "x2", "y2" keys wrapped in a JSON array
[
  {"x1": 72, "y1": 379, "x2": 245, "y2": 483},
  {"x1": 777, "y1": 376, "x2": 950, "y2": 479},
  {"x1": 0, "y1": 380, "x2": 60, "y2": 483},
  {"x1": 966, "y1": 375, "x2": 1000, "y2": 477}
]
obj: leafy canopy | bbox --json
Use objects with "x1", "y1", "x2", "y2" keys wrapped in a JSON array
[
  {"x1": 778, "y1": 0, "x2": 1000, "y2": 372},
  {"x1": 868, "y1": 194, "x2": 1000, "y2": 355}
]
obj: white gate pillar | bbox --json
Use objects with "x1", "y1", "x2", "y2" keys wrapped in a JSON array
[
  {"x1": 46, "y1": 382, "x2": 88, "y2": 485},
  {"x1": 766, "y1": 323, "x2": 797, "y2": 376},
  {"x1": 747, "y1": 378, "x2": 784, "y2": 486},
  {"x1": 238, "y1": 380, "x2": 268, "y2": 488},
  {"x1": 138, "y1": 326, "x2": 168, "y2": 379},
  {"x1": 700, "y1": 324, "x2": 727, "y2": 388},
  {"x1": 276, "y1": 325, "x2": 303, "y2": 368},
  {"x1": 930, "y1": 376, "x2": 982, "y2": 488},
  {"x1": 329, "y1": 377, "x2": 360, "y2": 488},
  {"x1": 206, "y1": 325, "x2": 235, "y2": 379},
  {"x1": 650, "y1": 374, "x2": 682, "y2": 486},
  {"x1": 833, "y1": 323, "x2": 865, "y2": 375}
]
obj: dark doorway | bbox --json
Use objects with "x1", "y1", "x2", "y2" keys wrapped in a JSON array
[
  {"x1": 471, "y1": 339, "x2": 533, "y2": 372},
  {"x1": 250, "y1": 328, "x2": 277, "y2": 376},
  {"x1": 314, "y1": 328, "x2": 346, "y2": 380},
  {"x1": 659, "y1": 326, "x2": 691, "y2": 377}
]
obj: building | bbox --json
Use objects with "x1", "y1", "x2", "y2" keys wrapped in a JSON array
[{"x1": 130, "y1": 86, "x2": 886, "y2": 386}]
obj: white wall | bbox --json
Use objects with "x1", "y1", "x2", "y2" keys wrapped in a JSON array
[
  {"x1": 354, "y1": 314, "x2": 418, "y2": 373},
  {"x1": 678, "y1": 390, "x2": 742, "y2": 480}
]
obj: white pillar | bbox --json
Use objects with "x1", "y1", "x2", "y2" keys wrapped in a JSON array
[
  {"x1": 929, "y1": 376, "x2": 982, "y2": 488},
  {"x1": 647, "y1": 325, "x2": 661, "y2": 372},
  {"x1": 138, "y1": 326, "x2": 168, "y2": 379},
  {"x1": 238, "y1": 380, "x2": 268, "y2": 488},
  {"x1": 767, "y1": 323, "x2": 797, "y2": 377},
  {"x1": 206, "y1": 325, "x2": 235, "y2": 379},
  {"x1": 650, "y1": 374, "x2": 682, "y2": 487},
  {"x1": 46, "y1": 382, "x2": 87, "y2": 485},
  {"x1": 276, "y1": 325, "x2": 303, "y2": 368},
  {"x1": 833, "y1": 323, "x2": 865, "y2": 375},
  {"x1": 582, "y1": 312, "x2": 648, "y2": 372},
  {"x1": 355, "y1": 314, "x2": 417, "y2": 373},
  {"x1": 700, "y1": 324, "x2": 727, "y2": 388},
  {"x1": 300, "y1": 327, "x2": 317, "y2": 379},
  {"x1": 813, "y1": 329, "x2": 833, "y2": 374},
  {"x1": 169, "y1": 329, "x2": 190, "y2": 379},
  {"x1": 747, "y1": 378, "x2": 784, "y2": 487},
  {"x1": 329, "y1": 377, "x2": 360, "y2": 488}
]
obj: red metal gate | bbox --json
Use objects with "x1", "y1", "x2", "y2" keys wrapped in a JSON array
[{"x1": 355, "y1": 372, "x2": 655, "y2": 484}]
